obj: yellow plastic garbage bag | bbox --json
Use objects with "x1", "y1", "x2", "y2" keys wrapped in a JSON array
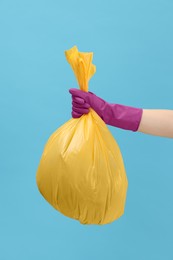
[{"x1": 36, "y1": 46, "x2": 128, "y2": 225}]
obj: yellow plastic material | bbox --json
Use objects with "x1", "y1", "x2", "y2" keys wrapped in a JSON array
[{"x1": 36, "y1": 46, "x2": 128, "y2": 225}]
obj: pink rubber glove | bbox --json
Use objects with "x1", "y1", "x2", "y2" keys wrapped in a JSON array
[{"x1": 69, "y1": 88, "x2": 143, "y2": 132}]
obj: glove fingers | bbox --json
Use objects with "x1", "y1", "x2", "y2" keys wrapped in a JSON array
[
  {"x1": 72, "y1": 100, "x2": 90, "y2": 109},
  {"x1": 73, "y1": 106, "x2": 89, "y2": 114},
  {"x1": 69, "y1": 88, "x2": 88, "y2": 101},
  {"x1": 72, "y1": 111, "x2": 81, "y2": 118},
  {"x1": 73, "y1": 96, "x2": 85, "y2": 105}
]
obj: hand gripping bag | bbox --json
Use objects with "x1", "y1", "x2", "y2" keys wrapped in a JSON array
[{"x1": 36, "y1": 46, "x2": 128, "y2": 225}]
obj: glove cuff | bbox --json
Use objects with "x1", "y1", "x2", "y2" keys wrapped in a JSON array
[{"x1": 103, "y1": 103, "x2": 143, "y2": 132}]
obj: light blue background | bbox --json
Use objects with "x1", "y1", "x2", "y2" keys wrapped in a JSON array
[{"x1": 0, "y1": 0, "x2": 173, "y2": 259}]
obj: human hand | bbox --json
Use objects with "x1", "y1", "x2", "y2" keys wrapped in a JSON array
[{"x1": 69, "y1": 88, "x2": 107, "y2": 120}]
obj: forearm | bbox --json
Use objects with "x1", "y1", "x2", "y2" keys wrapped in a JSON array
[
  {"x1": 69, "y1": 89, "x2": 173, "y2": 138},
  {"x1": 137, "y1": 109, "x2": 173, "y2": 138}
]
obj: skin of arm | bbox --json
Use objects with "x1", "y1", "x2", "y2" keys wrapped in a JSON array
[{"x1": 137, "y1": 109, "x2": 173, "y2": 138}]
